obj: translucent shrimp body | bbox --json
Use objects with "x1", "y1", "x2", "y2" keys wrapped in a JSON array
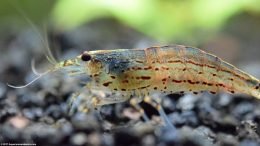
[
  {"x1": 9, "y1": 45, "x2": 260, "y2": 113},
  {"x1": 84, "y1": 45, "x2": 260, "y2": 101}
]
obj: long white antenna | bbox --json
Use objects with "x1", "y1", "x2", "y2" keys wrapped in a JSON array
[
  {"x1": 9, "y1": 1, "x2": 58, "y2": 65},
  {"x1": 42, "y1": 23, "x2": 58, "y2": 64},
  {"x1": 31, "y1": 58, "x2": 43, "y2": 75},
  {"x1": 7, "y1": 71, "x2": 50, "y2": 89}
]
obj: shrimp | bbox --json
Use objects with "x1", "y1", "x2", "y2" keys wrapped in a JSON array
[
  {"x1": 77, "y1": 45, "x2": 260, "y2": 98},
  {"x1": 8, "y1": 45, "x2": 260, "y2": 117}
]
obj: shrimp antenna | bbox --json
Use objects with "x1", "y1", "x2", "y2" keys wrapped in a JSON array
[
  {"x1": 9, "y1": 56, "x2": 58, "y2": 89},
  {"x1": 31, "y1": 58, "x2": 43, "y2": 75},
  {"x1": 42, "y1": 23, "x2": 58, "y2": 65},
  {"x1": 7, "y1": 70, "x2": 51, "y2": 89},
  {"x1": 7, "y1": 2, "x2": 59, "y2": 89},
  {"x1": 9, "y1": 1, "x2": 58, "y2": 65}
]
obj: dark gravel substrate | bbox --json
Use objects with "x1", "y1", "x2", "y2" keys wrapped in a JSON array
[{"x1": 1, "y1": 80, "x2": 259, "y2": 146}]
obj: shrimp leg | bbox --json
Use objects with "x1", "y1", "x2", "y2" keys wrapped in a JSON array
[
  {"x1": 129, "y1": 97, "x2": 150, "y2": 122},
  {"x1": 68, "y1": 91, "x2": 81, "y2": 115},
  {"x1": 68, "y1": 85, "x2": 96, "y2": 115},
  {"x1": 68, "y1": 86, "x2": 131, "y2": 115},
  {"x1": 144, "y1": 96, "x2": 176, "y2": 130}
]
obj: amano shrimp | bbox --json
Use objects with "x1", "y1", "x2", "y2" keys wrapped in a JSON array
[{"x1": 8, "y1": 45, "x2": 260, "y2": 119}]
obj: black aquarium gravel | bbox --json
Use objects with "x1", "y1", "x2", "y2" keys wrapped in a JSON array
[{"x1": 0, "y1": 19, "x2": 260, "y2": 146}]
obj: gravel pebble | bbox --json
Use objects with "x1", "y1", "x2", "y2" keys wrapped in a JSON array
[{"x1": 70, "y1": 132, "x2": 88, "y2": 145}]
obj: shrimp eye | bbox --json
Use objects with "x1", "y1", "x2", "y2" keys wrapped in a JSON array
[{"x1": 81, "y1": 52, "x2": 91, "y2": 61}]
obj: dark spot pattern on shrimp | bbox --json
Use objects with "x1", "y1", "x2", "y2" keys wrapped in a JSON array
[{"x1": 103, "y1": 82, "x2": 112, "y2": 87}]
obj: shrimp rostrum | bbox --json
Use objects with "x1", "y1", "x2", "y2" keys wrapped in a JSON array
[{"x1": 9, "y1": 45, "x2": 260, "y2": 115}]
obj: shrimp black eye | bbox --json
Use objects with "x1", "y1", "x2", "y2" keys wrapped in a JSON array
[{"x1": 81, "y1": 52, "x2": 91, "y2": 61}]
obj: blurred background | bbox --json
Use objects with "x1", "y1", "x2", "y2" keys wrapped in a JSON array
[
  {"x1": 0, "y1": 0, "x2": 260, "y2": 85},
  {"x1": 0, "y1": 1, "x2": 260, "y2": 145}
]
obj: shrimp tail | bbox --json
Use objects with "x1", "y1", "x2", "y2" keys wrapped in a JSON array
[
  {"x1": 236, "y1": 73, "x2": 260, "y2": 99},
  {"x1": 252, "y1": 80, "x2": 260, "y2": 99}
]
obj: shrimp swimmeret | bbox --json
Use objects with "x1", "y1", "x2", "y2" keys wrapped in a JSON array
[{"x1": 8, "y1": 45, "x2": 260, "y2": 121}]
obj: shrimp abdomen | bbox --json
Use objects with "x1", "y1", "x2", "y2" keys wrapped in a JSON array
[
  {"x1": 151, "y1": 45, "x2": 260, "y2": 98},
  {"x1": 89, "y1": 45, "x2": 260, "y2": 99}
]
